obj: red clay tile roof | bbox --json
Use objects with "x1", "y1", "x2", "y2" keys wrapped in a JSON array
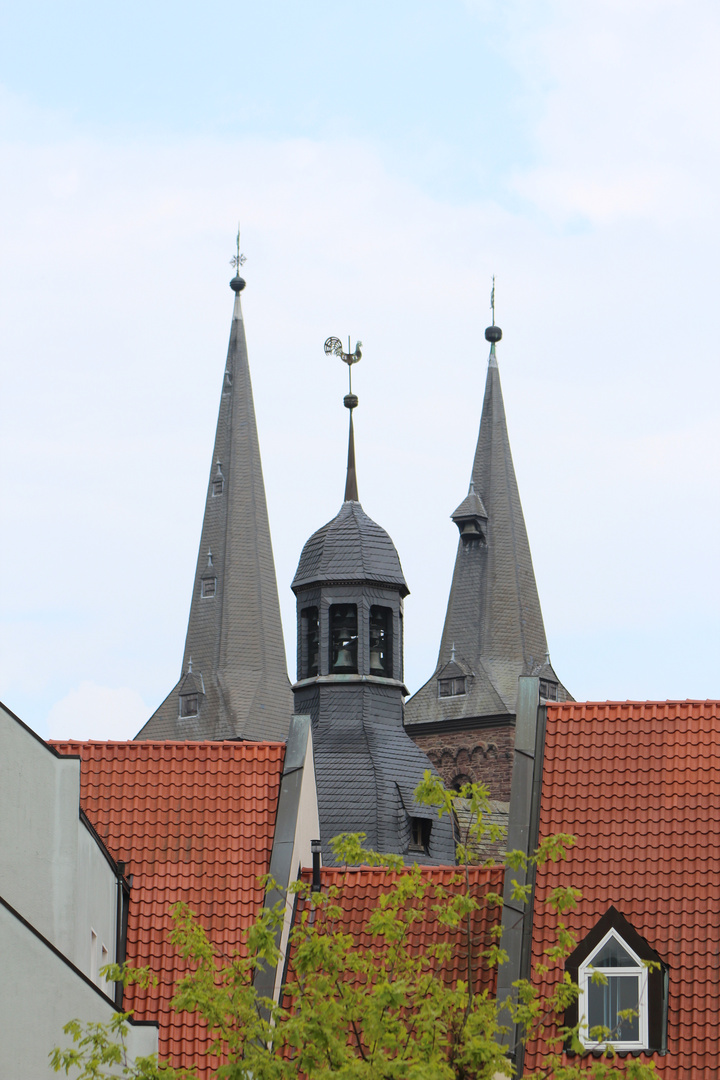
[
  {"x1": 52, "y1": 740, "x2": 285, "y2": 1076},
  {"x1": 292, "y1": 865, "x2": 504, "y2": 996},
  {"x1": 525, "y1": 700, "x2": 720, "y2": 1078}
]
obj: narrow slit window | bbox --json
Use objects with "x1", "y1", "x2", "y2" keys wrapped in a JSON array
[
  {"x1": 302, "y1": 606, "x2": 319, "y2": 678},
  {"x1": 408, "y1": 817, "x2": 431, "y2": 854},
  {"x1": 90, "y1": 929, "x2": 98, "y2": 984},
  {"x1": 369, "y1": 606, "x2": 392, "y2": 677},
  {"x1": 329, "y1": 604, "x2": 358, "y2": 674}
]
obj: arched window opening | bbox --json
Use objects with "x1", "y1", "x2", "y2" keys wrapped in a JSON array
[
  {"x1": 369, "y1": 606, "x2": 392, "y2": 677},
  {"x1": 329, "y1": 604, "x2": 358, "y2": 674},
  {"x1": 301, "y1": 606, "x2": 319, "y2": 679}
]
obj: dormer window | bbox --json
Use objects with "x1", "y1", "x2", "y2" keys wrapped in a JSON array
[
  {"x1": 180, "y1": 693, "x2": 199, "y2": 718},
  {"x1": 566, "y1": 907, "x2": 667, "y2": 1054},
  {"x1": 439, "y1": 676, "x2": 466, "y2": 698},
  {"x1": 408, "y1": 817, "x2": 431, "y2": 854},
  {"x1": 201, "y1": 578, "x2": 216, "y2": 598},
  {"x1": 212, "y1": 463, "x2": 224, "y2": 496},
  {"x1": 369, "y1": 606, "x2": 392, "y2": 677},
  {"x1": 579, "y1": 931, "x2": 647, "y2": 1049},
  {"x1": 329, "y1": 604, "x2": 358, "y2": 674},
  {"x1": 539, "y1": 678, "x2": 558, "y2": 701}
]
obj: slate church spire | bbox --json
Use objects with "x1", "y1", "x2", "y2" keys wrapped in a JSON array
[
  {"x1": 405, "y1": 305, "x2": 569, "y2": 738},
  {"x1": 136, "y1": 253, "x2": 292, "y2": 742},
  {"x1": 291, "y1": 336, "x2": 455, "y2": 865}
]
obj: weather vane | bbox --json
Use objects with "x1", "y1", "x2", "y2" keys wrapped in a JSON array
[
  {"x1": 490, "y1": 274, "x2": 496, "y2": 325},
  {"x1": 324, "y1": 336, "x2": 363, "y2": 407},
  {"x1": 230, "y1": 225, "x2": 247, "y2": 273}
]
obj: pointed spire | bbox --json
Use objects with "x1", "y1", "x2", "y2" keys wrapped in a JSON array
[
  {"x1": 406, "y1": 305, "x2": 568, "y2": 727},
  {"x1": 344, "y1": 409, "x2": 359, "y2": 502},
  {"x1": 137, "y1": 252, "x2": 292, "y2": 742}
]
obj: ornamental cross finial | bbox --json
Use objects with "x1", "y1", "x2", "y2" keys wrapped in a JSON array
[
  {"x1": 490, "y1": 274, "x2": 496, "y2": 326},
  {"x1": 230, "y1": 224, "x2": 247, "y2": 273}
]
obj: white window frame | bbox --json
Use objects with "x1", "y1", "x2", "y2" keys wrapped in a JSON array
[{"x1": 578, "y1": 928, "x2": 648, "y2": 1051}]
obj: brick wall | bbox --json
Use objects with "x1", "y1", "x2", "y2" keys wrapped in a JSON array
[{"x1": 408, "y1": 722, "x2": 515, "y2": 802}]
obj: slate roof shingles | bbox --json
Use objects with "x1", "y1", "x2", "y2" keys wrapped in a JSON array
[{"x1": 292, "y1": 500, "x2": 408, "y2": 595}]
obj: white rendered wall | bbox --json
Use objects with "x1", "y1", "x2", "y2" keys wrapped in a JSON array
[
  {"x1": 0, "y1": 703, "x2": 117, "y2": 978},
  {"x1": 0, "y1": 902, "x2": 158, "y2": 1079}
]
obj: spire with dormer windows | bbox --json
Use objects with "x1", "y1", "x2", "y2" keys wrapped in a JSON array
[
  {"x1": 406, "y1": 313, "x2": 569, "y2": 730},
  {"x1": 136, "y1": 259, "x2": 292, "y2": 741}
]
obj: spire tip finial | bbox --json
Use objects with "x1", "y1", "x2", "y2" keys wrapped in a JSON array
[
  {"x1": 325, "y1": 335, "x2": 362, "y2": 501},
  {"x1": 230, "y1": 225, "x2": 247, "y2": 292},
  {"x1": 484, "y1": 275, "x2": 502, "y2": 349}
]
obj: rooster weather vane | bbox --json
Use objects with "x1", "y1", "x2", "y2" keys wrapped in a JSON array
[{"x1": 324, "y1": 335, "x2": 363, "y2": 409}]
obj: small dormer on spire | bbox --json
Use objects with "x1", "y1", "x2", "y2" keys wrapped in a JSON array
[
  {"x1": 177, "y1": 655, "x2": 206, "y2": 719},
  {"x1": 451, "y1": 478, "x2": 488, "y2": 544},
  {"x1": 324, "y1": 335, "x2": 363, "y2": 503},
  {"x1": 200, "y1": 550, "x2": 217, "y2": 598}
]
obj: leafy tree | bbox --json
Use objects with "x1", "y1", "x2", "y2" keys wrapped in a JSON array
[{"x1": 51, "y1": 776, "x2": 658, "y2": 1080}]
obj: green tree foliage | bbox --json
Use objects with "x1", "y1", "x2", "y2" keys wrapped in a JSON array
[{"x1": 52, "y1": 776, "x2": 658, "y2": 1080}]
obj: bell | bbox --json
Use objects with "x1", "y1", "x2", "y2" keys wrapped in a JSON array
[
  {"x1": 370, "y1": 648, "x2": 383, "y2": 671},
  {"x1": 334, "y1": 647, "x2": 353, "y2": 668}
]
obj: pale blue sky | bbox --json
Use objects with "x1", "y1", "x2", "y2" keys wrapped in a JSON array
[{"x1": 1, "y1": 1, "x2": 718, "y2": 737}]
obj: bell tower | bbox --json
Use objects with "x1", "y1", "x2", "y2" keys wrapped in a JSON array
[{"x1": 291, "y1": 337, "x2": 455, "y2": 865}]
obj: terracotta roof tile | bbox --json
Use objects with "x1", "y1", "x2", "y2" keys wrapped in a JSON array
[
  {"x1": 525, "y1": 700, "x2": 720, "y2": 1078},
  {"x1": 52, "y1": 739, "x2": 285, "y2": 1077},
  {"x1": 291, "y1": 865, "x2": 504, "y2": 995}
]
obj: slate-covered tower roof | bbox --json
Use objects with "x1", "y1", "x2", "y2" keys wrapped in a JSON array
[
  {"x1": 405, "y1": 322, "x2": 569, "y2": 730},
  {"x1": 292, "y1": 365, "x2": 455, "y2": 865},
  {"x1": 136, "y1": 272, "x2": 292, "y2": 742}
]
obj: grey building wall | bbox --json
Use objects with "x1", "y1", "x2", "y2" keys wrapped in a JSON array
[
  {"x1": 0, "y1": 702, "x2": 118, "y2": 979},
  {"x1": 1, "y1": 900, "x2": 157, "y2": 1080}
]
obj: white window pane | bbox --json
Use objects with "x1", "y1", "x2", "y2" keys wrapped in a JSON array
[{"x1": 588, "y1": 974, "x2": 639, "y2": 1042}]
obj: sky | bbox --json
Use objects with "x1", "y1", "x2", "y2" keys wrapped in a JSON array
[{"x1": 1, "y1": 0, "x2": 719, "y2": 740}]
